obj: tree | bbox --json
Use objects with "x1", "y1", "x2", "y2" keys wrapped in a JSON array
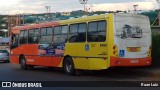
[{"x1": 141, "y1": 11, "x2": 158, "y2": 25}]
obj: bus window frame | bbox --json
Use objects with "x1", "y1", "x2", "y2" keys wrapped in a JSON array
[
  {"x1": 78, "y1": 23, "x2": 87, "y2": 33},
  {"x1": 40, "y1": 27, "x2": 53, "y2": 44},
  {"x1": 11, "y1": 33, "x2": 19, "y2": 50},
  {"x1": 69, "y1": 22, "x2": 87, "y2": 43},
  {"x1": 69, "y1": 24, "x2": 78, "y2": 34},
  {"x1": 46, "y1": 27, "x2": 53, "y2": 35},
  {"x1": 19, "y1": 30, "x2": 28, "y2": 45},
  {"x1": 15, "y1": 34, "x2": 19, "y2": 46},
  {"x1": 54, "y1": 26, "x2": 61, "y2": 35},
  {"x1": 53, "y1": 25, "x2": 69, "y2": 44},
  {"x1": 28, "y1": 28, "x2": 40, "y2": 44},
  {"x1": 61, "y1": 25, "x2": 69, "y2": 35},
  {"x1": 40, "y1": 27, "x2": 47, "y2": 36},
  {"x1": 87, "y1": 20, "x2": 107, "y2": 42}
]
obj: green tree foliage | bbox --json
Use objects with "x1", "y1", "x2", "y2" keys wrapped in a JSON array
[
  {"x1": 24, "y1": 16, "x2": 36, "y2": 24},
  {"x1": 0, "y1": 15, "x2": 7, "y2": 37},
  {"x1": 152, "y1": 34, "x2": 160, "y2": 67},
  {"x1": 70, "y1": 10, "x2": 84, "y2": 17},
  {"x1": 0, "y1": 31, "x2": 5, "y2": 36},
  {"x1": 141, "y1": 11, "x2": 158, "y2": 25}
]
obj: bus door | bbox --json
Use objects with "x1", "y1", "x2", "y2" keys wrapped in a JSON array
[
  {"x1": 85, "y1": 20, "x2": 108, "y2": 69},
  {"x1": 65, "y1": 23, "x2": 88, "y2": 69},
  {"x1": 11, "y1": 34, "x2": 19, "y2": 50}
]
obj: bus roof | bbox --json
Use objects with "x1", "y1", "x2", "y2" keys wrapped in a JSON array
[
  {"x1": 58, "y1": 14, "x2": 111, "y2": 24},
  {"x1": 11, "y1": 13, "x2": 147, "y2": 34},
  {"x1": 11, "y1": 21, "x2": 60, "y2": 34},
  {"x1": 11, "y1": 13, "x2": 113, "y2": 30},
  {"x1": 12, "y1": 22, "x2": 59, "y2": 30}
]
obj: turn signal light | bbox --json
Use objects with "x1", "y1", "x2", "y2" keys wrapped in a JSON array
[
  {"x1": 113, "y1": 45, "x2": 118, "y2": 56},
  {"x1": 113, "y1": 51, "x2": 116, "y2": 54},
  {"x1": 148, "y1": 46, "x2": 152, "y2": 57}
]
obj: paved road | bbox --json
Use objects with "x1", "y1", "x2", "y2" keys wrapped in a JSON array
[{"x1": 0, "y1": 61, "x2": 160, "y2": 81}]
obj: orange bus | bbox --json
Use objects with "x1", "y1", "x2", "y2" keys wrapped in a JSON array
[{"x1": 10, "y1": 14, "x2": 152, "y2": 75}]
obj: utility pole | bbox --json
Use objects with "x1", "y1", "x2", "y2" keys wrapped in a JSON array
[
  {"x1": 133, "y1": 4, "x2": 138, "y2": 14},
  {"x1": 79, "y1": 0, "x2": 88, "y2": 16},
  {"x1": 86, "y1": 5, "x2": 91, "y2": 13},
  {"x1": 22, "y1": 14, "x2": 25, "y2": 24},
  {"x1": 45, "y1": 6, "x2": 51, "y2": 13},
  {"x1": 91, "y1": 4, "x2": 94, "y2": 12},
  {"x1": 45, "y1": 6, "x2": 51, "y2": 21}
]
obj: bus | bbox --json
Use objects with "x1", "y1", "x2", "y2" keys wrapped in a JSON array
[{"x1": 10, "y1": 13, "x2": 152, "y2": 75}]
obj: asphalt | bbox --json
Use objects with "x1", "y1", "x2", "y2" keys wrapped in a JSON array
[{"x1": 0, "y1": 62, "x2": 160, "y2": 81}]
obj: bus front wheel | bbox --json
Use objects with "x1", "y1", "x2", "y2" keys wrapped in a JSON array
[
  {"x1": 20, "y1": 56, "x2": 27, "y2": 70},
  {"x1": 63, "y1": 57, "x2": 75, "y2": 76}
]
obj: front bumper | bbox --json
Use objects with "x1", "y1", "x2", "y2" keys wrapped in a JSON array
[{"x1": 0, "y1": 58, "x2": 9, "y2": 61}]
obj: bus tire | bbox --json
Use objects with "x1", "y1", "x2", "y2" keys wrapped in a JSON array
[
  {"x1": 63, "y1": 57, "x2": 75, "y2": 76},
  {"x1": 27, "y1": 65, "x2": 34, "y2": 70},
  {"x1": 6, "y1": 60, "x2": 10, "y2": 63},
  {"x1": 20, "y1": 56, "x2": 28, "y2": 70}
]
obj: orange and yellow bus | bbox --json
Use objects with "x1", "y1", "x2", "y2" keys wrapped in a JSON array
[{"x1": 10, "y1": 13, "x2": 152, "y2": 75}]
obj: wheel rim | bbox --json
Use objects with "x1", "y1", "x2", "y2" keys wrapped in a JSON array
[
  {"x1": 20, "y1": 59, "x2": 25, "y2": 66},
  {"x1": 66, "y1": 61, "x2": 72, "y2": 72}
]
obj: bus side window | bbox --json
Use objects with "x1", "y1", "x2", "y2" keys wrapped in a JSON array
[
  {"x1": 97, "y1": 21, "x2": 107, "y2": 42},
  {"x1": 61, "y1": 25, "x2": 68, "y2": 43},
  {"x1": 28, "y1": 28, "x2": 40, "y2": 44},
  {"x1": 19, "y1": 30, "x2": 28, "y2": 44},
  {"x1": 53, "y1": 25, "x2": 68, "y2": 44},
  {"x1": 11, "y1": 33, "x2": 19, "y2": 49},
  {"x1": 11, "y1": 33, "x2": 16, "y2": 45},
  {"x1": 34, "y1": 28, "x2": 40, "y2": 43},
  {"x1": 39, "y1": 27, "x2": 53, "y2": 44},
  {"x1": 28, "y1": 29, "x2": 34, "y2": 44},
  {"x1": 14, "y1": 34, "x2": 19, "y2": 46},
  {"x1": 53, "y1": 26, "x2": 61, "y2": 44},
  {"x1": 69, "y1": 23, "x2": 86, "y2": 43},
  {"x1": 88, "y1": 21, "x2": 106, "y2": 42},
  {"x1": 11, "y1": 34, "x2": 19, "y2": 50},
  {"x1": 77, "y1": 23, "x2": 86, "y2": 42},
  {"x1": 69, "y1": 24, "x2": 78, "y2": 43}
]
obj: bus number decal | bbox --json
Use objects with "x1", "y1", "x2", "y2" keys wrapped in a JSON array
[
  {"x1": 119, "y1": 50, "x2": 125, "y2": 57},
  {"x1": 85, "y1": 44, "x2": 89, "y2": 51}
]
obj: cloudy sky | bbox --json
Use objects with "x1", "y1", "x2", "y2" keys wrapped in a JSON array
[{"x1": 0, "y1": 0, "x2": 158, "y2": 14}]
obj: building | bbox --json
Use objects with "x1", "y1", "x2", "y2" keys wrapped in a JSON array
[{"x1": 0, "y1": 37, "x2": 9, "y2": 43}]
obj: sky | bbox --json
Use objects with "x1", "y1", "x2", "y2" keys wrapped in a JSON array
[{"x1": 0, "y1": 0, "x2": 158, "y2": 15}]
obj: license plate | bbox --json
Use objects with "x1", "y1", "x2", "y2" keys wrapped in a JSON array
[
  {"x1": 130, "y1": 47, "x2": 138, "y2": 52},
  {"x1": 130, "y1": 60, "x2": 139, "y2": 63}
]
